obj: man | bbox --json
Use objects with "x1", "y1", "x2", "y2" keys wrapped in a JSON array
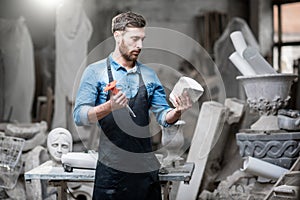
[{"x1": 73, "y1": 11, "x2": 191, "y2": 200}]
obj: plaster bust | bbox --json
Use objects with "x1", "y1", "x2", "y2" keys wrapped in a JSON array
[{"x1": 47, "y1": 128, "x2": 73, "y2": 166}]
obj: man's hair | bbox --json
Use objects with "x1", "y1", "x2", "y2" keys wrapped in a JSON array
[{"x1": 112, "y1": 11, "x2": 146, "y2": 33}]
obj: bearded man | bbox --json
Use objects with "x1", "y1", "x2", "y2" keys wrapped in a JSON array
[{"x1": 73, "y1": 11, "x2": 191, "y2": 200}]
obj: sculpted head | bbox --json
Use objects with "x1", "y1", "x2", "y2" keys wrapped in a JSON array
[{"x1": 47, "y1": 128, "x2": 73, "y2": 165}]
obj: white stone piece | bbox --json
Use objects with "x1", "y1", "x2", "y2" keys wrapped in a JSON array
[
  {"x1": 230, "y1": 31, "x2": 248, "y2": 57},
  {"x1": 243, "y1": 46, "x2": 277, "y2": 75},
  {"x1": 61, "y1": 151, "x2": 98, "y2": 171},
  {"x1": 225, "y1": 98, "x2": 245, "y2": 124},
  {"x1": 229, "y1": 51, "x2": 256, "y2": 76},
  {"x1": 169, "y1": 76, "x2": 204, "y2": 107},
  {"x1": 241, "y1": 156, "x2": 288, "y2": 180},
  {"x1": 176, "y1": 101, "x2": 228, "y2": 200}
]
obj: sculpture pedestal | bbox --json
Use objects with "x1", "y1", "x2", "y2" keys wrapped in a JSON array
[{"x1": 236, "y1": 131, "x2": 300, "y2": 169}]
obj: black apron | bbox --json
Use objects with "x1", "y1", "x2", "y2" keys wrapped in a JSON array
[{"x1": 92, "y1": 58, "x2": 161, "y2": 200}]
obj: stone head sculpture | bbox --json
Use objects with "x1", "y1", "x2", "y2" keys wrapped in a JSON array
[{"x1": 47, "y1": 128, "x2": 73, "y2": 166}]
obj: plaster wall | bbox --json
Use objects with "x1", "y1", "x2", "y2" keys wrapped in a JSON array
[{"x1": 84, "y1": 0, "x2": 229, "y2": 68}]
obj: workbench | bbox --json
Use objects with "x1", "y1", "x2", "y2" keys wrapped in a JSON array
[{"x1": 24, "y1": 161, "x2": 194, "y2": 200}]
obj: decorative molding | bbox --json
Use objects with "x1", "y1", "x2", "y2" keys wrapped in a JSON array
[
  {"x1": 236, "y1": 132, "x2": 300, "y2": 168},
  {"x1": 247, "y1": 96, "x2": 290, "y2": 115}
]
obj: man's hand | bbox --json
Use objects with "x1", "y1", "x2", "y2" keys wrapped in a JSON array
[
  {"x1": 110, "y1": 91, "x2": 128, "y2": 111},
  {"x1": 165, "y1": 91, "x2": 192, "y2": 124},
  {"x1": 88, "y1": 91, "x2": 128, "y2": 122},
  {"x1": 172, "y1": 91, "x2": 192, "y2": 114}
]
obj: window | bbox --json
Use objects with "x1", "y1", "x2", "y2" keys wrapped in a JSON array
[{"x1": 273, "y1": 1, "x2": 300, "y2": 73}]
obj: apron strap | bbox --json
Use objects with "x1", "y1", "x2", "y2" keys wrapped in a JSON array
[
  {"x1": 106, "y1": 57, "x2": 114, "y2": 83},
  {"x1": 106, "y1": 57, "x2": 113, "y2": 100}
]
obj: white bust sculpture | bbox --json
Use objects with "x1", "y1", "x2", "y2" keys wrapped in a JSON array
[{"x1": 47, "y1": 128, "x2": 73, "y2": 166}]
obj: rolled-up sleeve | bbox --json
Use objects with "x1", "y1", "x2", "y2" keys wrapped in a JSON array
[
  {"x1": 149, "y1": 75, "x2": 172, "y2": 127},
  {"x1": 73, "y1": 65, "x2": 99, "y2": 126}
]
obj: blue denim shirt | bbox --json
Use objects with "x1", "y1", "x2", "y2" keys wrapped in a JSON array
[{"x1": 73, "y1": 54, "x2": 173, "y2": 127}]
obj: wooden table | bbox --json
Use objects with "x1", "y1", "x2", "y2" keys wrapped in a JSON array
[{"x1": 24, "y1": 161, "x2": 194, "y2": 200}]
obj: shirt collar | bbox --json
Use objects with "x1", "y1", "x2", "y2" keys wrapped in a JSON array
[{"x1": 109, "y1": 53, "x2": 140, "y2": 74}]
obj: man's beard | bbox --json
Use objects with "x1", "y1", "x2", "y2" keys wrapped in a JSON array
[{"x1": 119, "y1": 39, "x2": 140, "y2": 62}]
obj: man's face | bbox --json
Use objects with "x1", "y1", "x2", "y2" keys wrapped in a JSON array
[{"x1": 118, "y1": 27, "x2": 145, "y2": 61}]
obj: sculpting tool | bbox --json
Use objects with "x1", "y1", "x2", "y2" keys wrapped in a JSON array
[{"x1": 104, "y1": 80, "x2": 136, "y2": 117}]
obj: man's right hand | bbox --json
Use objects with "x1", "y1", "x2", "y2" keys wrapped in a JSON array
[
  {"x1": 110, "y1": 91, "x2": 128, "y2": 111},
  {"x1": 88, "y1": 91, "x2": 128, "y2": 123}
]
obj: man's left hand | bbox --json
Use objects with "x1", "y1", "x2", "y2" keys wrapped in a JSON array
[{"x1": 172, "y1": 91, "x2": 192, "y2": 114}]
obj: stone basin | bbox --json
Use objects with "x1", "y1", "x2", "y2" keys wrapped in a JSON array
[
  {"x1": 237, "y1": 74, "x2": 297, "y2": 115},
  {"x1": 237, "y1": 74, "x2": 298, "y2": 131}
]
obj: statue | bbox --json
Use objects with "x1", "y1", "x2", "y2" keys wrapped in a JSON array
[{"x1": 47, "y1": 128, "x2": 73, "y2": 166}]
